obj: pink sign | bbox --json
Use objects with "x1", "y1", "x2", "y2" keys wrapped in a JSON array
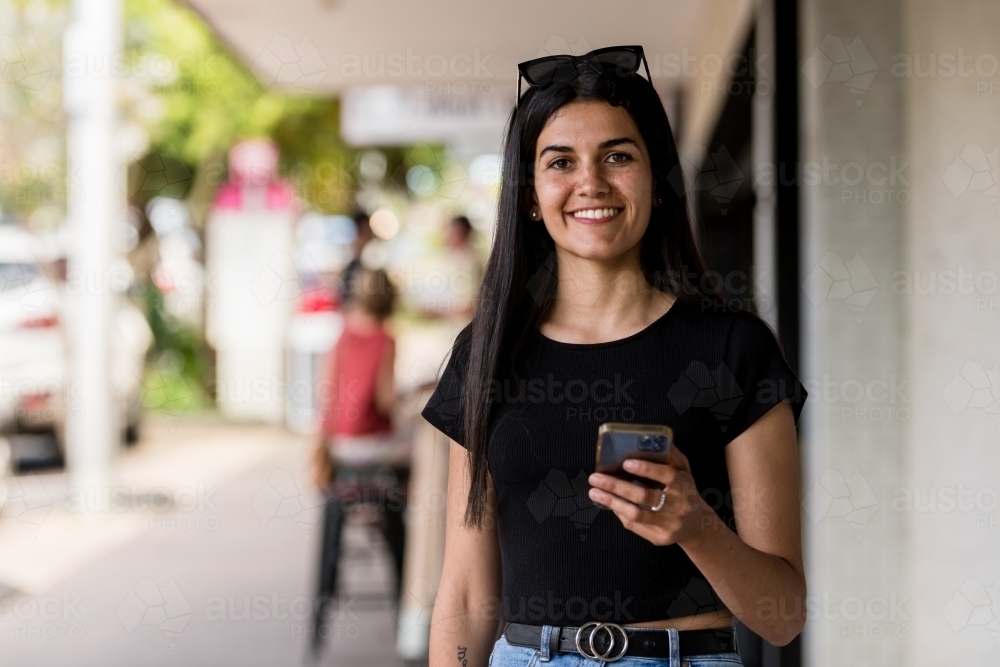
[{"x1": 212, "y1": 138, "x2": 296, "y2": 211}]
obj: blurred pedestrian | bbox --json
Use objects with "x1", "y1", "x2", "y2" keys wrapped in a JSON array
[
  {"x1": 412, "y1": 214, "x2": 483, "y2": 324},
  {"x1": 446, "y1": 214, "x2": 474, "y2": 250},
  {"x1": 310, "y1": 267, "x2": 409, "y2": 635},
  {"x1": 318, "y1": 267, "x2": 406, "y2": 464},
  {"x1": 336, "y1": 211, "x2": 374, "y2": 307}
]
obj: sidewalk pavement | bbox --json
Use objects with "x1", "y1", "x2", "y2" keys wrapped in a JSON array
[{"x1": 0, "y1": 412, "x2": 410, "y2": 667}]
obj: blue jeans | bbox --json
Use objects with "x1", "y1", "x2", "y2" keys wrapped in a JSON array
[{"x1": 488, "y1": 628, "x2": 743, "y2": 667}]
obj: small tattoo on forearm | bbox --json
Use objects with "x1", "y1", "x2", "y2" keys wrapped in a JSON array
[{"x1": 457, "y1": 645, "x2": 468, "y2": 666}]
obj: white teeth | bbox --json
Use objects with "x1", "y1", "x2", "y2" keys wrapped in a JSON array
[{"x1": 573, "y1": 208, "x2": 618, "y2": 219}]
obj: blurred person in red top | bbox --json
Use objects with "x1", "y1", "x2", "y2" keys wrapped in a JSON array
[
  {"x1": 321, "y1": 268, "x2": 395, "y2": 443},
  {"x1": 315, "y1": 267, "x2": 408, "y2": 458},
  {"x1": 310, "y1": 267, "x2": 409, "y2": 604}
]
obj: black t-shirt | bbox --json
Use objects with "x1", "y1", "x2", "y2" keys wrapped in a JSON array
[{"x1": 420, "y1": 300, "x2": 807, "y2": 625}]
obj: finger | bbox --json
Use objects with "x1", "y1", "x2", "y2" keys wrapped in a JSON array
[
  {"x1": 588, "y1": 473, "x2": 643, "y2": 503},
  {"x1": 589, "y1": 474, "x2": 665, "y2": 508},
  {"x1": 620, "y1": 459, "x2": 678, "y2": 486},
  {"x1": 590, "y1": 468, "x2": 670, "y2": 499},
  {"x1": 589, "y1": 470, "x2": 654, "y2": 491},
  {"x1": 588, "y1": 486, "x2": 647, "y2": 523}
]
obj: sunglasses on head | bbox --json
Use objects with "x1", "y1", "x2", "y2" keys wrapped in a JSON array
[{"x1": 516, "y1": 45, "x2": 651, "y2": 109}]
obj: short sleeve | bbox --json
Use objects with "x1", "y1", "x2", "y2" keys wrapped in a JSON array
[
  {"x1": 720, "y1": 313, "x2": 807, "y2": 444},
  {"x1": 420, "y1": 326, "x2": 472, "y2": 447}
]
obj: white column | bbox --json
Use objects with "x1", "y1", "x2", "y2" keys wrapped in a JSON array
[{"x1": 62, "y1": 0, "x2": 123, "y2": 504}]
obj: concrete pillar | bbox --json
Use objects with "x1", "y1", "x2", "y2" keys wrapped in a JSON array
[
  {"x1": 798, "y1": 0, "x2": 908, "y2": 664},
  {"x1": 902, "y1": 1, "x2": 1000, "y2": 663},
  {"x1": 62, "y1": 0, "x2": 123, "y2": 501},
  {"x1": 396, "y1": 392, "x2": 450, "y2": 660}
]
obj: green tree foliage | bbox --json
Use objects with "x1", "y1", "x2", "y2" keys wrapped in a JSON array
[
  {"x1": 269, "y1": 99, "x2": 357, "y2": 214},
  {"x1": 0, "y1": 0, "x2": 69, "y2": 226},
  {"x1": 125, "y1": 0, "x2": 297, "y2": 165},
  {"x1": 124, "y1": 0, "x2": 364, "y2": 215}
]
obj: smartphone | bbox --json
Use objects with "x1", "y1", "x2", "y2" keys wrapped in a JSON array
[{"x1": 593, "y1": 422, "x2": 673, "y2": 509}]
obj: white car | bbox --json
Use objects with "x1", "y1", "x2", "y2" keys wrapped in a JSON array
[{"x1": 0, "y1": 225, "x2": 152, "y2": 468}]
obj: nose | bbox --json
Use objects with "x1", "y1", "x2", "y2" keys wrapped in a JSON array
[{"x1": 575, "y1": 158, "x2": 611, "y2": 199}]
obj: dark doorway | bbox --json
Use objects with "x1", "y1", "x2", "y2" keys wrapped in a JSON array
[
  {"x1": 695, "y1": 10, "x2": 803, "y2": 667},
  {"x1": 695, "y1": 32, "x2": 756, "y2": 313}
]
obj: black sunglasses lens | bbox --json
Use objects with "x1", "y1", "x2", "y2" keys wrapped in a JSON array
[
  {"x1": 517, "y1": 48, "x2": 644, "y2": 99},
  {"x1": 590, "y1": 50, "x2": 639, "y2": 76},
  {"x1": 524, "y1": 58, "x2": 577, "y2": 85}
]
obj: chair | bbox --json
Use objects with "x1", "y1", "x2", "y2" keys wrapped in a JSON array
[{"x1": 310, "y1": 462, "x2": 410, "y2": 659}]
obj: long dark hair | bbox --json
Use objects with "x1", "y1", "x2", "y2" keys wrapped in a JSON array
[{"x1": 459, "y1": 68, "x2": 718, "y2": 528}]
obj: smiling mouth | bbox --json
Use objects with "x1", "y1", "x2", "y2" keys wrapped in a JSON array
[{"x1": 566, "y1": 207, "x2": 623, "y2": 223}]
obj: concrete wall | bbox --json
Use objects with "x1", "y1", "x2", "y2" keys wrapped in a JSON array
[
  {"x1": 800, "y1": 0, "x2": 1000, "y2": 665},
  {"x1": 799, "y1": 0, "x2": 908, "y2": 664},
  {"x1": 902, "y1": 1, "x2": 1000, "y2": 664}
]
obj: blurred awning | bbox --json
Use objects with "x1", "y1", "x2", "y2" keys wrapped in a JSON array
[{"x1": 182, "y1": 0, "x2": 756, "y2": 151}]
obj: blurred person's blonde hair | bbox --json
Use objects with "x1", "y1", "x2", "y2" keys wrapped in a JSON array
[{"x1": 352, "y1": 267, "x2": 398, "y2": 320}]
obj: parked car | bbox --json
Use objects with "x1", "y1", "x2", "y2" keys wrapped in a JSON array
[{"x1": 0, "y1": 225, "x2": 153, "y2": 468}]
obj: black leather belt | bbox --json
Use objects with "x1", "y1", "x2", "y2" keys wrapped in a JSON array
[{"x1": 503, "y1": 622, "x2": 737, "y2": 661}]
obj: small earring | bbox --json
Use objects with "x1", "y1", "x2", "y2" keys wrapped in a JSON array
[
  {"x1": 530, "y1": 210, "x2": 538, "y2": 219},
  {"x1": 657, "y1": 198, "x2": 663, "y2": 205}
]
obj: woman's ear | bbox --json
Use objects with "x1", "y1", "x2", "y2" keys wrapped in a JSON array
[
  {"x1": 651, "y1": 177, "x2": 663, "y2": 208},
  {"x1": 524, "y1": 189, "x2": 541, "y2": 220}
]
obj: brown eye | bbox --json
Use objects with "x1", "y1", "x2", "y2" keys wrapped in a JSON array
[{"x1": 607, "y1": 152, "x2": 632, "y2": 164}]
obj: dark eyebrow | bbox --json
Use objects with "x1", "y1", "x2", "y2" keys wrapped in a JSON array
[
  {"x1": 539, "y1": 144, "x2": 573, "y2": 157},
  {"x1": 599, "y1": 137, "x2": 639, "y2": 150},
  {"x1": 539, "y1": 137, "x2": 639, "y2": 158}
]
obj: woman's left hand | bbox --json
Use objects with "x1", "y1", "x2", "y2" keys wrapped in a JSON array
[{"x1": 588, "y1": 445, "x2": 711, "y2": 547}]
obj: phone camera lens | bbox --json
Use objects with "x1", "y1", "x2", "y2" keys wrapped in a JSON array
[{"x1": 637, "y1": 434, "x2": 666, "y2": 452}]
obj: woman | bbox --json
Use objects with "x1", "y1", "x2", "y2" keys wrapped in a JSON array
[{"x1": 420, "y1": 46, "x2": 807, "y2": 667}]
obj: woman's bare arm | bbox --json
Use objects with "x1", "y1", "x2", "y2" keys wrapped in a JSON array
[
  {"x1": 310, "y1": 348, "x2": 338, "y2": 488},
  {"x1": 587, "y1": 399, "x2": 805, "y2": 645},
  {"x1": 429, "y1": 440, "x2": 503, "y2": 667},
  {"x1": 680, "y1": 400, "x2": 806, "y2": 645},
  {"x1": 374, "y1": 336, "x2": 396, "y2": 417}
]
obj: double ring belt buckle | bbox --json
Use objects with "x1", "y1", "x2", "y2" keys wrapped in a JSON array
[{"x1": 574, "y1": 621, "x2": 629, "y2": 662}]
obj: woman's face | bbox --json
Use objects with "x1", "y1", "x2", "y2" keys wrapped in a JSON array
[{"x1": 531, "y1": 100, "x2": 655, "y2": 263}]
